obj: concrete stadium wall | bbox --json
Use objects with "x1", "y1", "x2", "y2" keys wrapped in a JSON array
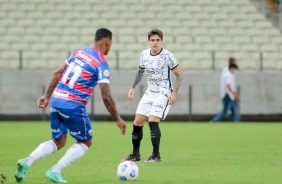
[{"x1": 0, "y1": 69, "x2": 281, "y2": 121}]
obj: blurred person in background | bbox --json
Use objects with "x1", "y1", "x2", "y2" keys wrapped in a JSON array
[
  {"x1": 121, "y1": 29, "x2": 183, "y2": 162},
  {"x1": 15, "y1": 28, "x2": 126, "y2": 183},
  {"x1": 220, "y1": 57, "x2": 237, "y2": 101},
  {"x1": 210, "y1": 61, "x2": 239, "y2": 122}
]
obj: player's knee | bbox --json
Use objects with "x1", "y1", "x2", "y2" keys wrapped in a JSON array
[
  {"x1": 79, "y1": 139, "x2": 92, "y2": 148},
  {"x1": 86, "y1": 139, "x2": 92, "y2": 147},
  {"x1": 148, "y1": 115, "x2": 161, "y2": 122},
  {"x1": 52, "y1": 138, "x2": 66, "y2": 150},
  {"x1": 133, "y1": 121, "x2": 144, "y2": 126},
  {"x1": 133, "y1": 114, "x2": 147, "y2": 126}
]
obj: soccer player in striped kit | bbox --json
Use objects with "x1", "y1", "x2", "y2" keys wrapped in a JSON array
[
  {"x1": 15, "y1": 28, "x2": 126, "y2": 183},
  {"x1": 122, "y1": 29, "x2": 183, "y2": 162}
]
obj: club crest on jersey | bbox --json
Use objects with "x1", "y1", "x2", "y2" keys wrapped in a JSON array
[
  {"x1": 156, "y1": 58, "x2": 163, "y2": 68},
  {"x1": 103, "y1": 69, "x2": 109, "y2": 77}
]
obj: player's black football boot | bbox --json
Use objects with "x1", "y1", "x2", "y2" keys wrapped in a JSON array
[
  {"x1": 144, "y1": 154, "x2": 162, "y2": 162},
  {"x1": 121, "y1": 153, "x2": 141, "y2": 162}
]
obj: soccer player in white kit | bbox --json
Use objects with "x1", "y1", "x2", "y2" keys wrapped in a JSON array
[{"x1": 122, "y1": 29, "x2": 183, "y2": 162}]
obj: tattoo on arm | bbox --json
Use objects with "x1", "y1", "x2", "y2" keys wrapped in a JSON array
[
  {"x1": 132, "y1": 68, "x2": 145, "y2": 89},
  {"x1": 172, "y1": 66, "x2": 183, "y2": 93}
]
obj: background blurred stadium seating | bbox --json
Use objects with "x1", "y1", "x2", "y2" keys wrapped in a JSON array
[
  {"x1": 0, "y1": 0, "x2": 282, "y2": 120},
  {"x1": 0, "y1": 0, "x2": 281, "y2": 70}
]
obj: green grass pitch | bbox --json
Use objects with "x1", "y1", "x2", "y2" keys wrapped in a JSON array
[{"x1": 0, "y1": 121, "x2": 282, "y2": 184}]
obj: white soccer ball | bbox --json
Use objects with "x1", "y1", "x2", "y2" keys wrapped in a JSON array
[{"x1": 117, "y1": 161, "x2": 139, "y2": 181}]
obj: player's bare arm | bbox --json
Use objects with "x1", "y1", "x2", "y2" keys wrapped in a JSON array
[
  {"x1": 168, "y1": 66, "x2": 183, "y2": 105},
  {"x1": 128, "y1": 67, "x2": 145, "y2": 100},
  {"x1": 227, "y1": 84, "x2": 239, "y2": 101},
  {"x1": 99, "y1": 83, "x2": 126, "y2": 135},
  {"x1": 37, "y1": 63, "x2": 68, "y2": 108}
]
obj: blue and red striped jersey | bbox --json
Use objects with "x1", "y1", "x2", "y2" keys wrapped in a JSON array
[{"x1": 50, "y1": 47, "x2": 110, "y2": 108}]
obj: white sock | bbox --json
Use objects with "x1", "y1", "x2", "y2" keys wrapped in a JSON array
[
  {"x1": 51, "y1": 143, "x2": 88, "y2": 174},
  {"x1": 26, "y1": 140, "x2": 57, "y2": 167}
]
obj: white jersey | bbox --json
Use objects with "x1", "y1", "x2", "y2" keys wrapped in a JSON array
[{"x1": 139, "y1": 48, "x2": 179, "y2": 93}]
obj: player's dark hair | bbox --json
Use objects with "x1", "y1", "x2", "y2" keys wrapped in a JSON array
[
  {"x1": 148, "y1": 29, "x2": 163, "y2": 41},
  {"x1": 95, "y1": 28, "x2": 112, "y2": 41},
  {"x1": 229, "y1": 57, "x2": 236, "y2": 64},
  {"x1": 229, "y1": 63, "x2": 238, "y2": 69}
]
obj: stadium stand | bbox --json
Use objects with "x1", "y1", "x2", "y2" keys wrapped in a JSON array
[{"x1": 0, "y1": 0, "x2": 281, "y2": 70}]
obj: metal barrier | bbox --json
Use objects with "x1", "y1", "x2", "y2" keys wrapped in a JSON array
[{"x1": 11, "y1": 50, "x2": 282, "y2": 71}]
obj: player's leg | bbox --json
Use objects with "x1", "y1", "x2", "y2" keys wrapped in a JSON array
[
  {"x1": 122, "y1": 97, "x2": 150, "y2": 161},
  {"x1": 144, "y1": 115, "x2": 162, "y2": 162},
  {"x1": 45, "y1": 106, "x2": 92, "y2": 183},
  {"x1": 15, "y1": 107, "x2": 67, "y2": 183},
  {"x1": 122, "y1": 114, "x2": 148, "y2": 162},
  {"x1": 145, "y1": 96, "x2": 171, "y2": 162}
]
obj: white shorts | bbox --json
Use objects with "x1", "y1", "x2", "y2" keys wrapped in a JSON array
[{"x1": 136, "y1": 89, "x2": 171, "y2": 120}]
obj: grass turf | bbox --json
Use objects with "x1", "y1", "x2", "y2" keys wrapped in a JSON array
[{"x1": 0, "y1": 122, "x2": 282, "y2": 184}]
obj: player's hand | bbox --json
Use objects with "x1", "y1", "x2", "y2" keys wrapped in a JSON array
[
  {"x1": 168, "y1": 92, "x2": 177, "y2": 105},
  {"x1": 116, "y1": 117, "x2": 126, "y2": 136},
  {"x1": 234, "y1": 93, "x2": 239, "y2": 101},
  {"x1": 37, "y1": 96, "x2": 49, "y2": 108},
  {"x1": 128, "y1": 88, "x2": 135, "y2": 101}
]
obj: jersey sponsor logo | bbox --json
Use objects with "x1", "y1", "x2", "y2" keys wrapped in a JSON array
[
  {"x1": 147, "y1": 70, "x2": 156, "y2": 74},
  {"x1": 70, "y1": 131, "x2": 81, "y2": 136},
  {"x1": 53, "y1": 89, "x2": 88, "y2": 104},
  {"x1": 53, "y1": 89, "x2": 69, "y2": 98},
  {"x1": 148, "y1": 78, "x2": 163, "y2": 83},
  {"x1": 148, "y1": 89, "x2": 161, "y2": 93},
  {"x1": 153, "y1": 104, "x2": 164, "y2": 109},
  {"x1": 50, "y1": 107, "x2": 70, "y2": 118},
  {"x1": 73, "y1": 51, "x2": 93, "y2": 63},
  {"x1": 52, "y1": 128, "x2": 61, "y2": 133},
  {"x1": 73, "y1": 51, "x2": 99, "y2": 67}
]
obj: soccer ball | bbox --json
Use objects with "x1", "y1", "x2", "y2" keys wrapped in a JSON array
[{"x1": 117, "y1": 161, "x2": 139, "y2": 181}]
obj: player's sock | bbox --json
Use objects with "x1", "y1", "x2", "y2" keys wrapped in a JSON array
[
  {"x1": 26, "y1": 140, "x2": 57, "y2": 167},
  {"x1": 51, "y1": 142, "x2": 88, "y2": 174},
  {"x1": 132, "y1": 125, "x2": 143, "y2": 156},
  {"x1": 149, "y1": 122, "x2": 161, "y2": 156}
]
